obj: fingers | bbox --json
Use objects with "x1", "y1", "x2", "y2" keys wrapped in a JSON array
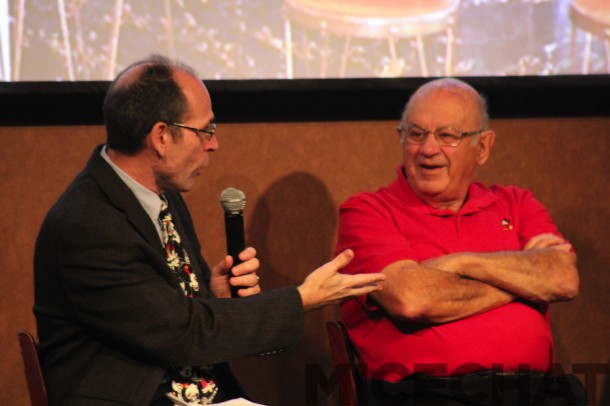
[
  {"x1": 230, "y1": 247, "x2": 260, "y2": 296},
  {"x1": 212, "y1": 255, "x2": 233, "y2": 277},
  {"x1": 342, "y1": 272, "x2": 386, "y2": 290},
  {"x1": 237, "y1": 287, "x2": 261, "y2": 297},
  {"x1": 524, "y1": 234, "x2": 563, "y2": 250},
  {"x1": 229, "y1": 247, "x2": 259, "y2": 276},
  {"x1": 347, "y1": 283, "x2": 385, "y2": 298},
  {"x1": 297, "y1": 249, "x2": 386, "y2": 311},
  {"x1": 230, "y1": 271, "x2": 261, "y2": 297},
  {"x1": 322, "y1": 249, "x2": 355, "y2": 272},
  {"x1": 524, "y1": 233, "x2": 566, "y2": 250},
  {"x1": 230, "y1": 271, "x2": 260, "y2": 288},
  {"x1": 549, "y1": 243, "x2": 573, "y2": 252},
  {"x1": 238, "y1": 247, "x2": 257, "y2": 262},
  {"x1": 234, "y1": 280, "x2": 261, "y2": 297},
  {"x1": 323, "y1": 250, "x2": 383, "y2": 292},
  {"x1": 230, "y1": 256, "x2": 260, "y2": 277},
  {"x1": 333, "y1": 273, "x2": 385, "y2": 303}
]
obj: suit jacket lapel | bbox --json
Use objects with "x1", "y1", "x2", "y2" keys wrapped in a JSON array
[
  {"x1": 86, "y1": 146, "x2": 164, "y2": 255},
  {"x1": 86, "y1": 146, "x2": 211, "y2": 298}
]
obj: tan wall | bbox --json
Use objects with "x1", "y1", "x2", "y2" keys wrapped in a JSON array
[{"x1": 1, "y1": 118, "x2": 609, "y2": 405}]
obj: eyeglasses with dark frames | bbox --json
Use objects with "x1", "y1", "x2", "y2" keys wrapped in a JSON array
[
  {"x1": 398, "y1": 124, "x2": 483, "y2": 147},
  {"x1": 166, "y1": 122, "x2": 216, "y2": 142}
]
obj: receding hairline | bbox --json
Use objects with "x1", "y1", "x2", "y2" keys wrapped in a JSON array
[
  {"x1": 110, "y1": 55, "x2": 199, "y2": 93},
  {"x1": 416, "y1": 77, "x2": 478, "y2": 95},
  {"x1": 402, "y1": 78, "x2": 489, "y2": 129}
]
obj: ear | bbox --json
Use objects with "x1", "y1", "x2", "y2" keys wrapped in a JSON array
[
  {"x1": 396, "y1": 126, "x2": 404, "y2": 144},
  {"x1": 476, "y1": 130, "x2": 495, "y2": 165},
  {"x1": 148, "y1": 122, "x2": 172, "y2": 158}
]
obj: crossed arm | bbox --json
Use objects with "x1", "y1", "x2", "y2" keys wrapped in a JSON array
[{"x1": 371, "y1": 233, "x2": 579, "y2": 324}]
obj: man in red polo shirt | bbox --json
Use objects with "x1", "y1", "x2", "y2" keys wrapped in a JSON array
[{"x1": 335, "y1": 78, "x2": 584, "y2": 405}]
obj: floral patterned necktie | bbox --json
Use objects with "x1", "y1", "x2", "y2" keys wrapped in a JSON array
[
  {"x1": 159, "y1": 196, "x2": 219, "y2": 404},
  {"x1": 159, "y1": 195, "x2": 200, "y2": 297}
]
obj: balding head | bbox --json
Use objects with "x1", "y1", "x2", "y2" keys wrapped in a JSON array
[
  {"x1": 103, "y1": 55, "x2": 200, "y2": 155},
  {"x1": 402, "y1": 78, "x2": 489, "y2": 131},
  {"x1": 397, "y1": 77, "x2": 496, "y2": 212}
]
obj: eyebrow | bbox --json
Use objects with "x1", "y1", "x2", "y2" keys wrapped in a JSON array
[
  {"x1": 202, "y1": 117, "x2": 216, "y2": 129},
  {"x1": 407, "y1": 122, "x2": 462, "y2": 130},
  {"x1": 193, "y1": 116, "x2": 215, "y2": 129}
]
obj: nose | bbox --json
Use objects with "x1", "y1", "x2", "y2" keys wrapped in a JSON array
[
  {"x1": 419, "y1": 131, "x2": 442, "y2": 155},
  {"x1": 204, "y1": 135, "x2": 219, "y2": 151}
]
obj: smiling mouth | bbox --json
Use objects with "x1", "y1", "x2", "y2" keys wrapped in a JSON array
[{"x1": 419, "y1": 163, "x2": 444, "y2": 170}]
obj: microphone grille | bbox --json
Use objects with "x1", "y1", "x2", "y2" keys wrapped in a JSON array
[{"x1": 220, "y1": 187, "x2": 246, "y2": 213}]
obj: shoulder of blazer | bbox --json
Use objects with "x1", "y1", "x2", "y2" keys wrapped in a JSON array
[{"x1": 85, "y1": 145, "x2": 163, "y2": 249}]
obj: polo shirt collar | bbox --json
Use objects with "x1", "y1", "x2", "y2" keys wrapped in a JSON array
[{"x1": 389, "y1": 165, "x2": 497, "y2": 216}]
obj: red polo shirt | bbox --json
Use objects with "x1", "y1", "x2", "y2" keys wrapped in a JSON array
[{"x1": 336, "y1": 166, "x2": 564, "y2": 382}]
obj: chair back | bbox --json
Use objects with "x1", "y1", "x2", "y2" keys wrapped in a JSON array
[
  {"x1": 17, "y1": 330, "x2": 49, "y2": 406},
  {"x1": 325, "y1": 320, "x2": 365, "y2": 406}
]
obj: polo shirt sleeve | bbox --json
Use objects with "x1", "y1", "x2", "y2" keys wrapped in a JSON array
[{"x1": 498, "y1": 186, "x2": 567, "y2": 248}]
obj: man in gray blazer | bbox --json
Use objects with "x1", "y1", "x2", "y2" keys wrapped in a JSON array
[{"x1": 33, "y1": 55, "x2": 385, "y2": 405}]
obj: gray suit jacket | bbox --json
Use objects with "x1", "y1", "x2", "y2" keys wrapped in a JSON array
[{"x1": 34, "y1": 146, "x2": 304, "y2": 405}]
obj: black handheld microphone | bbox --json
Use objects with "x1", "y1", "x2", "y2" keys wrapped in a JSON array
[{"x1": 220, "y1": 187, "x2": 246, "y2": 298}]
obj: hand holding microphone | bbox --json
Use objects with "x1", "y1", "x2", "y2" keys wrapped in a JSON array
[
  {"x1": 220, "y1": 187, "x2": 250, "y2": 298},
  {"x1": 217, "y1": 187, "x2": 384, "y2": 306}
]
